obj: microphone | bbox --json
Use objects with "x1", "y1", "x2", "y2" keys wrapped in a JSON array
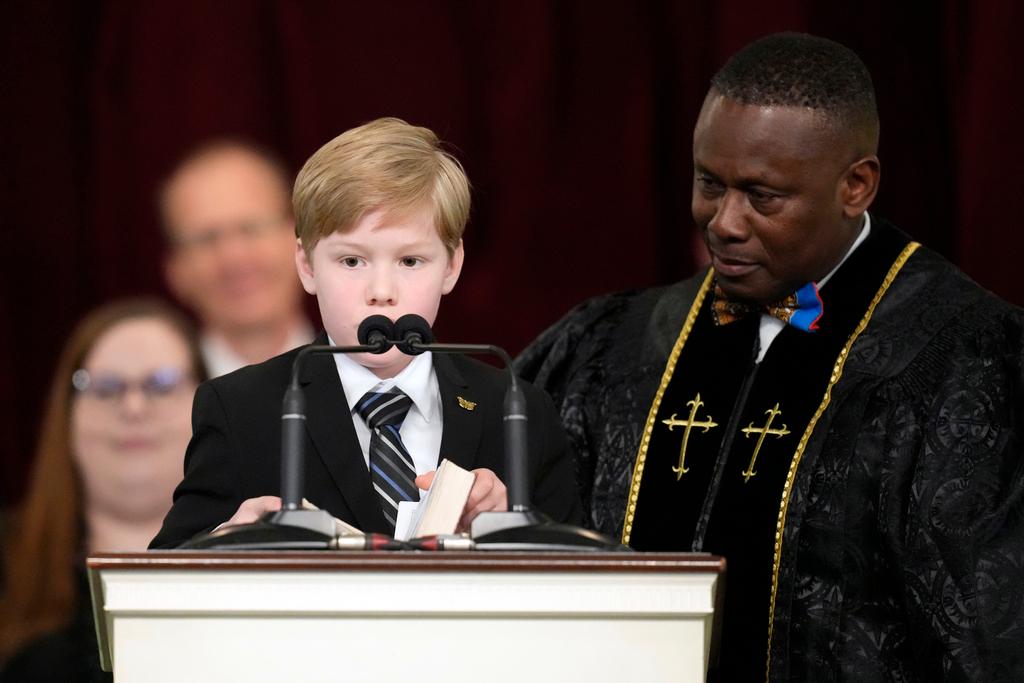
[
  {"x1": 393, "y1": 314, "x2": 434, "y2": 354},
  {"x1": 387, "y1": 314, "x2": 621, "y2": 551},
  {"x1": 390, "y1": 314, "x2": 528, "y2": 510},
  {"x1": 278, "y1": 316, "x2": 393, "y2": 512},
  {"x1": 180, "y1": 317, "x2": 396, "y2": 550},
  {"x1": 358, "y1": 315, "x2": 395, "y2": 353}
]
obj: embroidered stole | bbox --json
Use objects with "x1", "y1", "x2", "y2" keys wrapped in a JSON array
[{"x1": 625, "y1": 224, "x2": 911, "y2": 680}]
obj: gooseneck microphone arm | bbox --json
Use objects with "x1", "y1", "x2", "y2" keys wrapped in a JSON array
[
  {"x1": 388, "y1": 313, "x2": 623, "y2": 550},
  {"x1": 404, "y1": 340, "x2": 530, "y2": 512},
  {"x1": 389, "y1": 314, "x2": 530, "y2": 512},
  {"x1": 279, "y1": 344, "x2": 378, "y2": 511},
  {"x1": 179, "y1": 315, "x2": 397, "y2": 550},
  {"x1": 182, "y1": 313, "x2": 622, "y2": 551},
  {"x1": 279, "y1": 315, "x2": 395, "y2": 511}
]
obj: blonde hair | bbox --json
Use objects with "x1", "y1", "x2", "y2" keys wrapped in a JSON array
[{"x1": 293, "y1": 117, "x2": 470, "y2": 255}]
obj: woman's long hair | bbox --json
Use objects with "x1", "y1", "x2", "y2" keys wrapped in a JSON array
[{"x1": 0, "y1": 298, "x2": 206, "y2": 660}]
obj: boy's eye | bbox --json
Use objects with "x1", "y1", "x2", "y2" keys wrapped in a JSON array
[
  {"x1": 400, "y1": 257, "x2": 422, "y2": 267},
  {"x1": 340, "y1": 256, "x2": 362, "y2": 267}
]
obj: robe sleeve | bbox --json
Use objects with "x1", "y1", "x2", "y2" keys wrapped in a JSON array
[
  {"x1": 514, "y1": 291, "x2": 644, "y2": 528},
  {"x1": 878, "y1": 311, "x2": 1024, "y2": 681}
]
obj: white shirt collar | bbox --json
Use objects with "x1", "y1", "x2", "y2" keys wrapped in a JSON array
[
  {"x1": 817, "y1": 212, "x2": 872, "y2": 288},
  {"x1": 330, "y1": 342, "x2": 437, "y2": 424},
  {"x1": 201, "y1": 319, "x2": 314, "y2": 378}
]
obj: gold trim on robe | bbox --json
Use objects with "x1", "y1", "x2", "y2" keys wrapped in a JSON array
[
  {"x1": 621, "y1": 269, "x2": 715, "y2": 545},
  {"x1": 616, "y1": 241, "x2": 922, "y2": 680}
]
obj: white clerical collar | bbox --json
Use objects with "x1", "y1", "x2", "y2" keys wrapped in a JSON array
[
  {"x1": 330, "y1": 341, "x2": 437, "y2": 423},
  {"x1": 817, "y1": 212, "x2": 872, "y2": 288}
]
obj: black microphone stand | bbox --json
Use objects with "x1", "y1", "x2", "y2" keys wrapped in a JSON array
[
  {"x1": 182, "y1": 314, "x2": 624, "y2": 551},
  {"x1": 181, "y1": 342, "x2": 384, "y2": 550},
  {"x1": 396, "y1": 329, "x2": 624, "y2": 552}
]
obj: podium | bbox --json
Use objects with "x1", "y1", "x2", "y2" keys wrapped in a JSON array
[{"x1": 88, "y1": 551, "x2": 724, "y2": 682}]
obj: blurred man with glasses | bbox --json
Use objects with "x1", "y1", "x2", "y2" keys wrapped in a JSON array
[{"x1": 160, "y1": 140, "x2": 312, "y2": 377}]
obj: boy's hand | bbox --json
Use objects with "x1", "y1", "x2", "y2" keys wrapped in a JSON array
[
  {"x1": 459, "y1": 468, "x2": 508, "y2": 531},
  {"x1": 224, "y1": 496, "x2": 282, "y2": 526},
  {"x1": 414, "y1": 468, "x2": 509, "y2": 532},
  {"x1": 414, "y1": 471, "x2": 436, "y2": 491}
]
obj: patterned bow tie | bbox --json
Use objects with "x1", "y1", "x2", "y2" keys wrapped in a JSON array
[{"x1": 711, "y1": 280, "x2": 823, "y2": 332}]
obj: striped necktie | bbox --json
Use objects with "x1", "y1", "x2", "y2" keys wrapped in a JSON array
[{"x1": 356, "y1": 388, "x2": 420, "y2": 532}]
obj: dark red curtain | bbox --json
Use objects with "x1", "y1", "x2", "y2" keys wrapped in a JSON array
[{"x1": 2, "y1": 0, "x2": 1022, "y2": 505}]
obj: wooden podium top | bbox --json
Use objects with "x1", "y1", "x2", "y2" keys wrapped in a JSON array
[{"x1": 88, "y1": 550, "x2": 724, "y2": 574}]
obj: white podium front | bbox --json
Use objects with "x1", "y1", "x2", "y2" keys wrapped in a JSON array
[{"x1": 88, "y1": 551, "x2": 723, "y2": 683}]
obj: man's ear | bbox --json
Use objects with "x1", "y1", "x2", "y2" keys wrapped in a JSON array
[
  {"x1": 441, "y1": 240, "x2": 465, "y2": 295},
  {"x1": 294, "y1": 239, "x2": 317, "y2": 295},
  {"x1": 841, "y1": 156, "x2": 880, "y2": 219}
]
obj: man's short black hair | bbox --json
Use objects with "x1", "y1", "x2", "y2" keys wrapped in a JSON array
[{"x1": 711, "y1": 32, "x2": 878, "y2": 133}]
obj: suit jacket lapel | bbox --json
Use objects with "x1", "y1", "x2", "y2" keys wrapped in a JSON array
[
  {"x1": 300, "y1": 342, "x2": 388, "y2": 533},
  {"x1": 434, "y1": 354, "x2": 484, "y2": 472}
]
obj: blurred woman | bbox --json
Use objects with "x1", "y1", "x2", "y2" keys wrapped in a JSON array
[{"x1": 0, "y1": 298, "x2": 206, "y2": 681}]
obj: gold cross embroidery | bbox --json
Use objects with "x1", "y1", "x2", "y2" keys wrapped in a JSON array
[
  {"x1": 739, "y1": 403, "x2": 790, "y2": 482},
  {"x1": 662, "y1": 393, "x2": 718, "y2": 480}
]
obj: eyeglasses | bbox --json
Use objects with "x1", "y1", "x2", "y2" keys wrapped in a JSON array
[
  {"x1": 172, "y1": 217, "x2": 290, "y2": 253},
  {"x1": 71, "y1": 367, "x2": 194, "y2": 402}
]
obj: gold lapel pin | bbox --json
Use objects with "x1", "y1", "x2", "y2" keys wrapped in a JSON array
[{"x1": 457, "y1": 396, "x2": 477, "y2": 411}]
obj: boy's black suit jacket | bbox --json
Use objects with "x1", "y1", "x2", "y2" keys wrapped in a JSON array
[{"x1": 151, "y1": 335, "x2": 582, "y2": 548}]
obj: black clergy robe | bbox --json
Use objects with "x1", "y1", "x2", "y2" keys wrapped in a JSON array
[{"x1": 515, "y1": 216, "x2": 1024, "y2": 682}]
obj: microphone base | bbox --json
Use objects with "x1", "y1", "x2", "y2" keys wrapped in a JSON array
[
  {"x1": 470, "y1": 510, "x2": 628, "y2": 552},
  {"x1": 178, "y1": 509, "x2": 336, "y2": 550}
]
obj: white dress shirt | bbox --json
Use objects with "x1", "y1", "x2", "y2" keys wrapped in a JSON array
[
  {"x1": 202, "y1": 320, "x2": 315, "y2": 378},
  {"x1": 331, "y1": 347, "x2": 443, "y2": 476},
  {"x1": 756, "y1": 213, "x2": 872, "y2": 363}
]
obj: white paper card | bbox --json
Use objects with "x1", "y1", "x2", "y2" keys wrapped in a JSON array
[{"x1": 394, "y1": 500, "x2": 422, "y2": 542}]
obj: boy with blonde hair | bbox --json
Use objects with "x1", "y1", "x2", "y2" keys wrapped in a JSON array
[{"x1": 153, "y1": 118, "x2": 580, "y2": 546}]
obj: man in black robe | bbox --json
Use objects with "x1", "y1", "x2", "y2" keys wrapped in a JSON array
[{"x1": 516, "y1": 33, "x2": 1024, "y2": 682}]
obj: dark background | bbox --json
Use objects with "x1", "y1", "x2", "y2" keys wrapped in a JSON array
[{"x1": 2, "y1": 1, "x2": 1021, "y2": 506}]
